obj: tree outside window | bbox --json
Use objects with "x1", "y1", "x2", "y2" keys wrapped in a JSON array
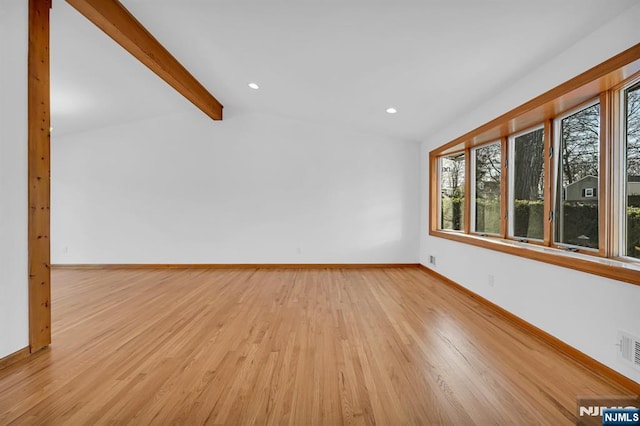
[
  {"x1": 555, "y1": 103, "x2": 600, "y2": 249},
  {"x1": 474, "y1": 143, "x2": 501, "y2": 234},
  {"x1": 440, "y1": 154, "x2": 465, "y2": 231},
  {"x1": 625, "y1": 84, "x2": 640, "y2": 258}
]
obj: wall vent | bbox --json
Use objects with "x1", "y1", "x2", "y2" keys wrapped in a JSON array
[{"x1": 618, "y1": 331, "x2": 640, "y2": 371}]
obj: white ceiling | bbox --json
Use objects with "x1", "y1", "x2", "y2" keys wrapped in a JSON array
[{"x1": 51, "y1": 0, "x2": 638, "y2": 141}]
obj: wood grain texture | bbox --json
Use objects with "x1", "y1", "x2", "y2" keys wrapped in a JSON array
[
  {"x1": 429, "y1": 152, "x2": 439, "y2": 232},
  {"x1": 419, "y1": 265, "x2": 640, "y2": 395},
  {"x1": 65, "y1": 0, "x2": 223, "y2": 120},
  {"x1": 599, "y1": 91, "x2": 612, "y2": 258},
  {"x1": 0, "y1": 349, "x2": 30, "y2": 373},
  {"x1": 28, "y1": 0, "x2": 52, "y2": 353},
  {"x1": 0, "y1": 267, "x2": 636, "y2": 424},
  {"x1": 429, "y1": 45, "x2": 640, "y2": 283},
  {"x1": 51, "y1": 263, "x2": 420, "y2": 270},
  {"x1": 429, "y1": 228, "x2": 640, "y2": 286}
]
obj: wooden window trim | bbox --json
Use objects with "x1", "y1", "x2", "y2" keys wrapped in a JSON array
[
  {"x1": 599, "y1": 91, "x2": 612, "y2": 258},
  {"x1": 500, "y1": 137, "x2": 508, "y2": 239},
  {"x1": 434, "y1": 151, "x2": 468, "y2": 233},
  {"x1": 543, "y1": 119, "x2": 553, "y2": 246},
  {"x1": 470, "y1": 140, "x2": 503, "y2": 237},
  {"x1": 550, "y1": 97, "x2": 602, "y2": 257},
  {"x1": 429, "y1": 153, "x2": 440, "y2": 233},
  {"x1": 611, "y1": 75, "x2": 640, "y2": 262},
  {"x1": 429, "y1": 43, "x2": 640, "y2": 287},
  {"x1": 430, "y1": 229, "x2": 640, "y2": 286},
  {"x1": 463, "y1": 148, "x2": 471, "y2": 233},
  {"x1": 505, "y1": 126, "x2": 545, "y2": 244},
  {"x1": 433, "y1": 44, "x2": 640, "y2": 156}
]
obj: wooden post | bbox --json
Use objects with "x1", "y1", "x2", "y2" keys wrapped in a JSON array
[{"x1": 28, "y1": 0, "x2": 52, "y2": 353}]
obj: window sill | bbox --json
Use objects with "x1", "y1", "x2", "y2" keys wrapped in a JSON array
[{"x1": 430, "y1": 229, "x2": 640, "y2": 287}]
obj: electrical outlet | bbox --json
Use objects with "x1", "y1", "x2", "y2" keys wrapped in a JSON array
[{"x1": 429, "y1": 255, "x2": 436, "y2": 266}]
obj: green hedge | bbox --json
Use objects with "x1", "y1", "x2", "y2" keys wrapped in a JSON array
[
  {"x1": 514, "y1": 200, "x2": 544, "y2": 240},
  {"x1": 559, "y1": 203, "x2": 599, "y2": 248},
  {"x1": 628, "y1": 207, "x2": 640, "y2": 258},
  {"x1": 440, "y1": 198, "x2": 640, "y2": 258},
  {"x1": 475, "y1": 198, "x2": 500, "y2": 234},
  {"x1": 441, "y1": 197, "x2": 463, "y2": 230}
]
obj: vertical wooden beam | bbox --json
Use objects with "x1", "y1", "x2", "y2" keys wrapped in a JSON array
[{"x1": 28, "y1": 0, "x2": 52, "y2": 353}]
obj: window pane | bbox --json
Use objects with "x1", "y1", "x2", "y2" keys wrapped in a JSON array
[
  {"x1": 440, "y1": 154, "x2": 465, "y2": 231},
  {"x1": 474, "y1": 143, "x2": 501, "y2": 234},
  {"x1": 625, "y1": 84, "x2": 640, "y2": 259},
  {"x1": 555, "y1": 103, "x2": 600, "y2": 249},
  {"x1": 511, "y1": 128, "x2": 545, "y2": 240}
]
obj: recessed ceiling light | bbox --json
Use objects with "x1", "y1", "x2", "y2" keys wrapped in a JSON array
[
  {"x1": 386, "y1": 107, "x2": 397, "y2": 114},
  {"x1": 248, "y1": 82, "x2": 259, "y2": 90}
]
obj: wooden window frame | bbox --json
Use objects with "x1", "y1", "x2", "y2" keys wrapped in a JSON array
[
  {"x1": 429, "y1": 43, "x2": 640, "y2": 287},
  {"x1": 506, "y1": 125, "x2": 546, "y2": 245},
  {"x1": 615, "y1": 76, "x2": 640, "y2": 262},
  {"x1": 470, "y1": 140, "x2": 503, "y2": 237},
  {"x1": 550, "y1": 97, "x2": 602, "y2": 257},
  {"x1": 437, "y1": 152, "x2": 467, "y2": 233}
]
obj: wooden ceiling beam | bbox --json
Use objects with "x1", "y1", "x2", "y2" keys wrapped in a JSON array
[{"x1": 65, "y1": 0, "x2": 223, "y2": 120}]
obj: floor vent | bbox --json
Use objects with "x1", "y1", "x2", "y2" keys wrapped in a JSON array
[{"x1": 618, "y1": 331, "x2": 640, "y2": 371}]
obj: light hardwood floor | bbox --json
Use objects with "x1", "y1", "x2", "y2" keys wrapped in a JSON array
[{"x1": 0, "y1": 267, "x2": 635, "y2": 424}]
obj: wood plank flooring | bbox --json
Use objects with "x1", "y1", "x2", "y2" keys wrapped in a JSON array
[{"x1": 0, "y1": 267, "x2": 635, "y2": 424}]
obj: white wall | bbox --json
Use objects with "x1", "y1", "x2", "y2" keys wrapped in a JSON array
[
  {"x1": 421, "y1": 6, "x2": 640, "y2": 383},
  {"x1": 0, "y1": 2, "x2": 29, "y2": 358},
  {"x1": 52, "y1": 110, "x2": 420, "y2": 264}
]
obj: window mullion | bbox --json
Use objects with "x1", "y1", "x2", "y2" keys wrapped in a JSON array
[
  {"x1": 430, "y1": 153, "x2": 439, "y2": 234},
  {"x1": 543, "y1": 119, "x2": 553, "y2": 246},
  {"x1": 500, "y1": 137, "x2": 508, "y2": 238},
  {"x1": 464, "y1": 147, "x2": 472, "y2": 234},
  {"x1": 599, "y1": 91, "x2": 612, "y2": 258}
]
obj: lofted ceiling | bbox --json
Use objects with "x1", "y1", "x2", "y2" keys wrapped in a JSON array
[{"x1": 51, "y1": 0, "x2": 638, "y2": 141}]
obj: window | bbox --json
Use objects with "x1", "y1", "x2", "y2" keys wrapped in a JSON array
[
  {"x1": 624, "y1": 82, "x2": 640, "y2": 259},
  {"x1": 439, "y1": 153, "x2": 465, "y2": 231},
  {"x1": 428, "y1": 46, "x2": 640, "y2": 285},
  {"x1": 509, "y1": 128, "x2": 545, "y2": 241},
  {"x1": 473, "y1": 142, "x2": 501, "y2": 234},
  {"x1": 554, "y1": 102, "x2": 600, "y2": 249}
]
